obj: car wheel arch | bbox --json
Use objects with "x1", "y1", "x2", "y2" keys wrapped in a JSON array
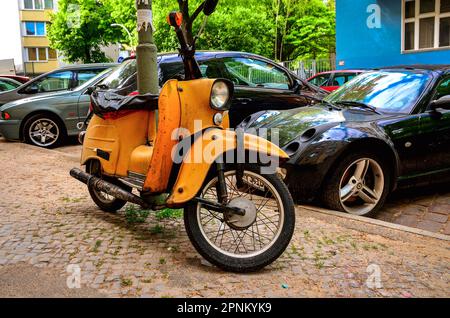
[
  {"x1": 320, "y1": 138, "x2": 400, "y2": 193},
  {"x1": 19, "y1": 110, "x2": 67, "y2": 141}
]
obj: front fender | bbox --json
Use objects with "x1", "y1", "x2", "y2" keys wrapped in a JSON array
[{"x1": 166, "y1": 129, "x2": 288, "y2": 206}]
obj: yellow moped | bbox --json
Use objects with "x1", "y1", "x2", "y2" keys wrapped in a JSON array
[{"x1": 70, "y1": 1, "x2": 295, "y2": 272}]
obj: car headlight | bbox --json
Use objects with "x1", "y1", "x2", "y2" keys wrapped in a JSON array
[{"x1": 210, "y1": 80, "x2": 233, "y2": 110}]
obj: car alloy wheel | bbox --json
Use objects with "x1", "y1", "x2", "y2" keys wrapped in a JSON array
[
  {"x1": 28, "y1": 118, "x2": 60, "y2": 147},
  {"x1": 338, "y1": 158, "x2": 384, "y2": 216}
]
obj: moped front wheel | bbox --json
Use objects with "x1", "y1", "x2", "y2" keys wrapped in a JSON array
[{"x1": 184, "y1": 164, "x2": 295, "y2": 272}]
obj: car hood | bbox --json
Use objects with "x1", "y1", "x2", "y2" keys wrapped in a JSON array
[
  {"x1": 244, "y1": 105, "x2": 386, "y2": 146},
  {"x1": 0, "y1": 91, "x2": 74, "y2": 111}
]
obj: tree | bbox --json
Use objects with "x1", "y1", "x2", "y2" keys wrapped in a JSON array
[
  {"x1": 48, "y1": 0, "x2": 336, "y2": 64},
  {"x1": 47, "y1": 0, "x2": 123, "y2": 63}
]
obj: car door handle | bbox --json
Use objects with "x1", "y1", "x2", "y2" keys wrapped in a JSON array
[{"x1": 236, "y1": 98, "x2": 252, "y2": 104}]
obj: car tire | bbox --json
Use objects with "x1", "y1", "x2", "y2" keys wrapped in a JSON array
[
  {"x1": 23, "y1": 113, "x2": 66, "y2": 148},
  {"x1": 321, "y1": 151, "x2": 391, "y2": 217}
]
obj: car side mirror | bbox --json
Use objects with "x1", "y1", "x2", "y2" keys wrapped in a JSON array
[
  {"x1": 203, "y1": 0, "x2": 219, "y2": 16},
  {"x1": 430, "y1": 95, "x2": 450, "y2": 112},
  {"x1": 24, "y1": 85, "x2": 39, "y2": 94},
  {"x1": 293, "y1": 79, "x2": 303, "y2": 93},
  {"x1": 86, "y1": 86, "x2": 96, "y2": 95}
]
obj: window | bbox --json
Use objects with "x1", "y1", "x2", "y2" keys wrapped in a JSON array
[
  {"x1": 221, "y1": 57, "x2": 291, "y2": 89},
  {"x1": 44, "y1": 0, "x2": 53, "y2": 9},
  {"x1": 23, "y1": 0, "x2": 52, "y2": 10},
  {"x1": 331, "y1": 73, "x2": 358, "y2": 86},
  {"x1": 30, "y1": 71, "x2": 73, "y2": 92},
  {"x1": 326, "y1": 71, "x2": 432, "y2": 113},
  {"x1": 26, "y1": 47, "x2": 57, "y2": 62},
  {"x1": 48, "y1": 48, "x2": 57, "y2": 60},
  {"x1": 403, "y1": 0, "x2": 450, "y2": 51},
  {"x1": 0, "y1": 79, "x2": 21, "y2": 92},
  {"x1": 76, "y1": 70, "x2": 105, "y2": 86},
  {"x1": 308, "y1": 73, "x2": 330, "y2": 86},
  {"x1": 433, "y1": 76, "x2": 450, "y2": 100},
  {"x1": 24, "y1": 22, "x2": 46, "y2": 36}
]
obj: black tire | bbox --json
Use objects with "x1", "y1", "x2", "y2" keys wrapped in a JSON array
[
  {"x1": 86, "y1": 161, "x2": 130, "y2": 213},
  {"x1": 184, "y1": 164, "x2": 295, "y2": 272},
  {"x1": 23, "y1": 113, "x2": 66, "y2": 148},
  {"x1": 321, "y1": 150, "x2": 391, "y2": 217}
]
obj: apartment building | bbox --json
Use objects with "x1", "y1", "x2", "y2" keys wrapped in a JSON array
[{"x1": 19, "y1": 0, "x2": 60, "y2": 74}]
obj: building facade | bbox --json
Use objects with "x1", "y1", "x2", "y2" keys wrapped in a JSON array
[
  {"x1": 336, "y1": 0, "x2": 450, "y2": 69},
  {"x1": 18, "y1": 0, "x2": 60, "y2": 74}
]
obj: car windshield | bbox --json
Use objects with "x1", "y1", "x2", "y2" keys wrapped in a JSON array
[
  {"x1": 325, "y1": 71, "x2": 432, "y2": 113},
  {"x1": 101, "y1": 59, "x2": 137, "y2": 89}
]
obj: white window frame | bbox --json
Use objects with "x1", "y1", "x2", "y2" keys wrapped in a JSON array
[
  {"x1": 402, "y1": 0, "x2": 450, "y2": 52},
  {"x1": 21, "y1": 0, "x2": 53, "y2": 10},
  {"x1": 24, "y1": 47, "x2": 57, "y2": 62},
  {"x1": 22, "y1": 21, "x2": 47, "y2": 37}
]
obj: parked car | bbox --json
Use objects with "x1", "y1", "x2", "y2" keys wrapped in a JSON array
[
  {"x1": 308, "y1": 70, "x2": 364, "y2": 92},
  {"x1": 0, "y1": 63, "x2": 117, "y2": 107},
  {"x1": 0, "y1": 68, "x2": 114, "y2": 148},
  {"x1": 0, "y1": 74, "x2": 30, "y2": 84},
  {"x1": 240, "y1": 65, "x2": 450, "y2": 217},
  {"x1": 100, "y1": 51, "x2": 328, "y2": 127},
  {"x1": 0, "y1": 78, "x2": 22, "y2": 92}
]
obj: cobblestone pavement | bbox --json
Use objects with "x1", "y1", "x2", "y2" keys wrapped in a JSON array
[
  {"x1": 377, "y1": 186, "x2": 450, "y2": 235},
  {"x1": 0, "y1": 139, "x2": 449, "y2": 297}
]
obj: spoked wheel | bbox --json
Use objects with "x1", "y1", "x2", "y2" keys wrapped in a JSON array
[
  {"x1": 23, "y1": 114, "x2": 65, "y2": 148},
  {"x1": 322, "y1": 151, "x2": 391, "y2": 217},
  {"x1": 86, "y1": 161, "x2": 130, "y2": 213},
  {"x1": 184, "y1": 164, "x2": 295, "y2": 272}
]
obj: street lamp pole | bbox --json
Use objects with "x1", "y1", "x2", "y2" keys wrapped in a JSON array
[{"x1": 111, "y1": 23, "x2": 134, "y2": 51}]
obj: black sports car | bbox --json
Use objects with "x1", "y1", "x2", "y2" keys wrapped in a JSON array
[
  {"x1": 99, "y1": 51, "x2": 327, "y2": 127},
  {"x1": 240, "y1": 65, "x2": 450, "y2": 217}
]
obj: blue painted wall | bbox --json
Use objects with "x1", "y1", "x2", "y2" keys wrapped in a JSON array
[{"x1": 336, "y1": 0, "x2": 450, "y2": 69}]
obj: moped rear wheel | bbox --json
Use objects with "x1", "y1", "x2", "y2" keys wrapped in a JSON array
[
  {"x1": 86, "y1": 161, "x2": 130, "y2": 213},
  {"x1": 184, "y1": 164, "x2": 295, "y2": 272}
]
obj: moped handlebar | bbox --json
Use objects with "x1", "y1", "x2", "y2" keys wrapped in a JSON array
[{"x1": 167, "y1": 12, "x2": 202, "y2": 80}]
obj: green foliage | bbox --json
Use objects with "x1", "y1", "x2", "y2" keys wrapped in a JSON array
[
  {"x1": 155, "y1": 208, "x2": 183, "y2": 220},
  {"x1": 48, "y1": 0, "x2": 122, "y2": 63},
  {"x1": 124, "y1": 205, "x2": 150, "y2": 223},
  {"x1": 49, "y1": 0, "x2": 335, "y2": 63}
]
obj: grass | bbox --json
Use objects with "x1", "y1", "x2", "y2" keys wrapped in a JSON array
[
  {"x1": 149, "y1": 224, "x2": 164, "y2": 235},
  {"x1": 120, "y1": 277, "x2": 132, "y2": 287},
  {"x1": 155, "y1": 208, "x2": 183, "y2": 220},
  {"x1": 125, "y1": 205, "x2": 150, "y2": 223},
  {"x1": 91, "y1": 240, "x2": 102, "y2": 253}
]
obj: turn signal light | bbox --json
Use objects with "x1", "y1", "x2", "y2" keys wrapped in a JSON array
[
  {"x1": 167, "y1": 11, "x2": 183, "y2": 27},
  {"x1": 1, "y1": 112, "x2": 10, "y2": 120}
]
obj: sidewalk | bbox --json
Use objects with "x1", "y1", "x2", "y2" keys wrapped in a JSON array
[{"x1": 0, "y1": 139, "x2": 448, "y2": 297}]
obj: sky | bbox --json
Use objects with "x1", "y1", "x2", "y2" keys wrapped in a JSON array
[{"x1": 0, "y1": 0, "x2": 24, "y2": 70}]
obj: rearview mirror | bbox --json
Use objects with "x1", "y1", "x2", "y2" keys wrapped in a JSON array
[
  {"x1": 203, "y1": 0, "x2": 219, "y2": 16},
  {"x1": 430, "y1": 95, "x2": 450, "y2": 111}
]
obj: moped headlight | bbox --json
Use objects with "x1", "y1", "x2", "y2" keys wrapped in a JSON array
[{"x1": 210, "y1": 80, "x2": 233, "y2": 110}]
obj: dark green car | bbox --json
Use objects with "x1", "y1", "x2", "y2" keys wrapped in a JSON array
[{"x1": 0, "y1": 68, "x2": 114, "y2": 148}]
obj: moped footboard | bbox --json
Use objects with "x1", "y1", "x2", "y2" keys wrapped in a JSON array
[{"x1": 166, "y1": 129, "x2": 288, "y2": 206}]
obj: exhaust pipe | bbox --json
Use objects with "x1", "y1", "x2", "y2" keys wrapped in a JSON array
[{"x1": 70, "y1": 168, "x2": 149, "y2": 208}]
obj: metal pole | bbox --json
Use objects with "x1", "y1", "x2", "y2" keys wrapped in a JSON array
[
  {"x1": 136, "y1": 0, "x2": 158, "y2": 95},
  {"x1": 111, "y1": 23, "x2": 135, "y2": 51}
]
